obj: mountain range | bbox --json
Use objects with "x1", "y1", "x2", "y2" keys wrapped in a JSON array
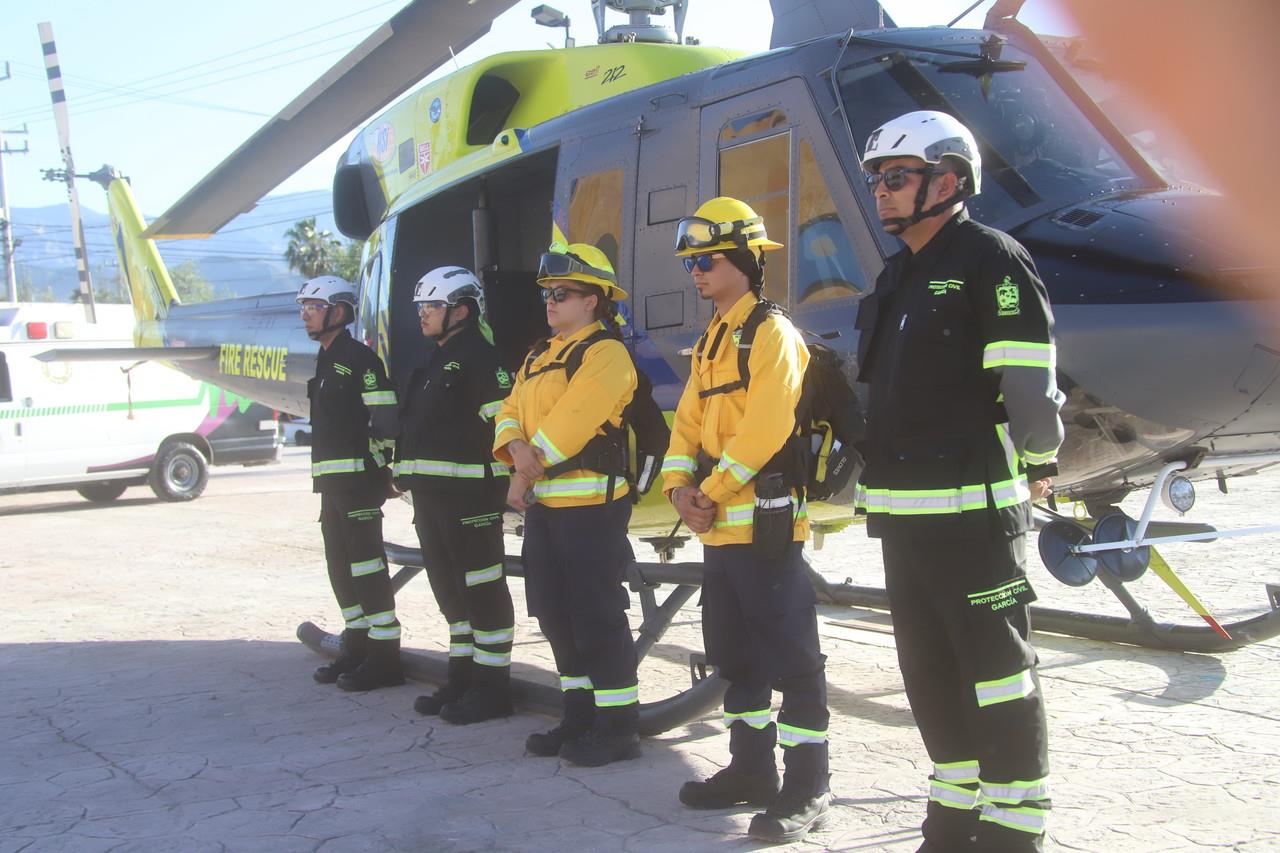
[{"x1": 8, "y1": 187, "x2": 346, "y2": 302}]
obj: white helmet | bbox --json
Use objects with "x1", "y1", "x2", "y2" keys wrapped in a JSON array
[
  {"x1": 414, "y1": 266, "x2": 486, "y2": 316},
  {"x1": 862, "y1": 110, "x2": 982, "y2": 195},
  {"x1": 295, "y1": 275, "x2": 357, "y2": 308}
]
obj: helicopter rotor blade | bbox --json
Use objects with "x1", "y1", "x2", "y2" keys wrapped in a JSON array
[
  {"x1": 38, "y1": 21, "x2": 96, "y2": 322},
  {"x1": 142, "y1": 0, "x2": 522, "y2": 241}
]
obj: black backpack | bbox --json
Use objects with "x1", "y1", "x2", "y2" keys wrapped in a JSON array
[
  {"x1": 522, "y1": 329, "x2": 671, "y2": 502},
  {"x1": 696, "y1": 299, "x2": 865, "y2": 502}
]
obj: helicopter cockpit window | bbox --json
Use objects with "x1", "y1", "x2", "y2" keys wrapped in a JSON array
[
  {"x1": 836, "y1": 43, "x2": 1146, "y2": 225},
  {"x1": 719, "y1": 131, "x2": 791, "y2": 305},
  {"x1": 797, "y1": 138, "x2": 865, "y2": 303},
  {"x1": 719, "y1": 108, "x2": 788, "y2": 146}
]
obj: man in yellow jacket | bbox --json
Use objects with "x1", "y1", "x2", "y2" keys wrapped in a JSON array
[{"x1": 662, "y1": 198, "x2": 830, "y2": 843}]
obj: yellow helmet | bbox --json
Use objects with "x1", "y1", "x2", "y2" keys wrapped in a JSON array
[
  {"x1": 537, "y1": 241, "x2": 627, "y2": 300},
  {"x1": 674, "y1": 196, "x2": 784, "y2": 258}
]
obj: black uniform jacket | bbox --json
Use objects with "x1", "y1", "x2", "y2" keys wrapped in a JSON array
[
  {"x1": 308, "y1": 329, "x2": 398, "y2": 494},
  {"x1": 393, "y1": 324, "x2": 512, "y2": 495},
  {"x1": 855, "y1": 210, "x2": 1064, "y2": 541}
]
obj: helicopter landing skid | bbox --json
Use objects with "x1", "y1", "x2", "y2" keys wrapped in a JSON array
[{"x1": 297, "y1": 542, "x2": 727, "y2": 736}]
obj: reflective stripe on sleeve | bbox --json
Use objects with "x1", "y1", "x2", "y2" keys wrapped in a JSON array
[
  {"x1": 479, "y1": 400, "x2": 503, "y2": 421},
  {"x1": 1023, "y1": 447, "x2": 1056, "y2": 466},
  {"x1": 361, "y1": 390, "x2": 397, "y2": 406},
  {"x1": 975, "y1": 669, "x2": 1037, "y2": 708},
  {"x1": 531, "y1": 429, "x2": 567, "y2": 465},
  {"x1": 718, "y1": 451, "x2": 758, "y2": 485},
  {"x1": 465, "y1": 563, "x2": 503, "y2": 587},
  {"x1": 661, "y1": 455, "x2": 697, "y2": 475},
  {"x1": 495, "y1": 418, "x2": 523, "y2": 440},
  {"x1": 982, "y1": 340, "x2": 1056, "y2": 370}
]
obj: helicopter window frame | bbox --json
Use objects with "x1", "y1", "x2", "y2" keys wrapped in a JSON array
[{"x1": 718, "y1": 130, "x2": 792, "y2": 306}]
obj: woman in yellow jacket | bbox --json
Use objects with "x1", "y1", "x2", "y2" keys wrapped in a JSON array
[{"x1": 494, "y1": 241, "x2": 640, "y2": 767}]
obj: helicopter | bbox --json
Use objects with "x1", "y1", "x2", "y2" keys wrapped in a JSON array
[{"x1": 38, "y1": 0, "x2": 1280, "y2": 730}]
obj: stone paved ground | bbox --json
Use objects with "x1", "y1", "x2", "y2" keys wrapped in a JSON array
[{"x1": 4, "y1": 448, "x2": 1278, "y2": 851}]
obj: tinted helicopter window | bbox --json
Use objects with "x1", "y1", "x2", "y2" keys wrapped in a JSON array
[
  {"x1": 568, "y1": 169, "x2": 624, "y2": 273},
  {"x1": 796, "y1": 139, "x2": 866, "y2": 304},
  {"x1": 719, "y1": 108, "x2": 789, "y2": 146},
  {"x1": 358, "y1": 249, "x2": 383, "y2": 352},
  {"x1": 719, "y1": 131, "x2": 791, "y2": 305},
  {"x1": 837, "y1": 44, "x2": 1144, "y2": 224}
]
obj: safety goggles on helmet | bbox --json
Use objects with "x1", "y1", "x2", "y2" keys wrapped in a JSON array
[
  {"x1": 673, "y1": 215, "x2": 765, "y2": 253},
  {"x1": 681, "y1": 253, "x2": 724, "y2": 274},
  {"x1": 865, "y1": 166, "x2": 937, "y2": 193},
  {"x1": 537, "y1": 251, "x2": 617, "y2": 286},
  {"x1": 540, "y1": 285, "x2": 593, "y2": 304}
]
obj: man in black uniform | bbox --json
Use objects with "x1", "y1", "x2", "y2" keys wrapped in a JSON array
[
  {"x1": 299, "y1": 275, "x2": 404, "y2": 692},
  {"x1": 855, "y1": 111, "x2": 1064, "y2": 852},
  {"x1": 395, "y1": 266, "x2": 516, "y2": 724}
]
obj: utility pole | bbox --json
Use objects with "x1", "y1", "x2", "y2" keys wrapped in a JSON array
[{"x1": 0, "y1": 62, "x2": 28, "y2": 305}]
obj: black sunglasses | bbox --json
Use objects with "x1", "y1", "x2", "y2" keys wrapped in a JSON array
[
  {"x1": 865, "y1": 166, "x2": 936, "y2": 192},
  {"x1": 541, "y1": 285, "x2": 592, "y2": 304}
]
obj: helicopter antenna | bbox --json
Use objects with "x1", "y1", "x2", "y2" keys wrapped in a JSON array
[{"x1": 38, "y1": 22, "x2": 96, "y2": 322}]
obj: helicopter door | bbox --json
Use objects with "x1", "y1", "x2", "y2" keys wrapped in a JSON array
[{"x1": 696, "y1": 80, "x2": 879, "y2": 346}]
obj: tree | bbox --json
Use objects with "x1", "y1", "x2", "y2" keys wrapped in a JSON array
[
  {"x1": 169, "y1": 260, "x2": 216, "y2": 303},
  {"x1": 284, "y1": 217, "x2": 342, "y2": 279},
  {"x1": 334, "y1": 240, "x2": 364, "y2": 283}
]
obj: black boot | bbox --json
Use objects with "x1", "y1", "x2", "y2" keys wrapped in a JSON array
[
  {"x1": 526, "y1": 690, "x2": 594, "y2": 757},
  {"x1": 336, "y1": 637, "x2": 405, "y2": 692},
  {"x1": 439, "y1": 665, "x2": 514, "y2": 724},
  {"x1": 559, "y1": 704, "x2": 641, "y2": 767},
  {"x1": 748, "y1": 743, "x2": 831, "y2": 843},
  {"x1": 414, "y1": 656, "x2": 472, "y2": 715},
  {"x1": 680, "y1": 722, "x2": 781, "y2": 809},
  {"x1": 313, "y1": 628, "x2": 367, "y2": 684}
]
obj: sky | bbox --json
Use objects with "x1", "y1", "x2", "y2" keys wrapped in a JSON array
[{"x1": 0, "y1": 0, "x2": 1078, "y2": 219}]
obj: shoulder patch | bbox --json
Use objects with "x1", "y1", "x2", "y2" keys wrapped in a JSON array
[
  {"x1": 362, "y1": 369, "x2": 377, "y2": 389},
  {"x1": 995, "y1": 276, "x2": 1021, "y2": 317},
  {"x1": 495, "y1": 367, "x2": 512, "y2": 389}
]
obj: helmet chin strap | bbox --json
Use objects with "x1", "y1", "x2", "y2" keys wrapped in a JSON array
[
  {"x1": 429, "y1": 305, "x2": 471, "y2": 341},
  {"x1": 307, "y1": 304, "x2": 350, "y2": 341},
  {"x1": 880, "y1": 172, "x2": 966, "y2": 234}
]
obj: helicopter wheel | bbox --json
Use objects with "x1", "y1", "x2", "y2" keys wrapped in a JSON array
[
  {"x1": 1092, "y1": 511, "x2": 1151, "y2": 582},
  {"x1": 1038, "y1": 519, "x2": 1099, "y2": 587}
]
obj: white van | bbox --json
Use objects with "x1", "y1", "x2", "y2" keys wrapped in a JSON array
[{"x1": 0, "y1": 303, "x2": 281, "y2": 502}]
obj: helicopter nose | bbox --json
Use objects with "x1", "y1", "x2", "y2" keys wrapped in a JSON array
[{"x1": 1015, "y1": 191, "x2": 1280, "y2": 439}]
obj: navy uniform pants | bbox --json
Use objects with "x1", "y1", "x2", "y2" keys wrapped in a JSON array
[
  {"x1": 882, "y1": 533, "x2": 1050, "y2": 852},
  {"x1": 412, "y1": 487, "x2": 515, "y2": 669},
  {"x1": 702, "y1": 542, "x2": 829, "y2": 792},
  {"x1": 522, "y1": 498, "x2": 639, "y2": 712},
  {"x1": 319, "y1": 487, "x2": 400, "y2": 642}
]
